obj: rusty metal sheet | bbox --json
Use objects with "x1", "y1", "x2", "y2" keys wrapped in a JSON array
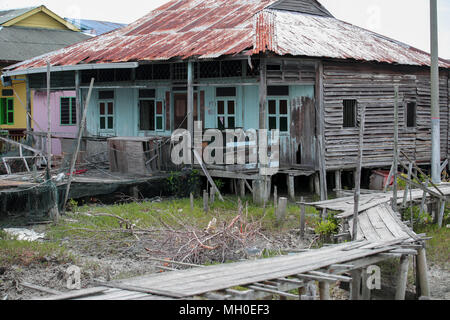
[
  {"x1": 5, "y1": 0, "x2": 450, "y2": 73},
  {"x1": 253, "y1": 9, "x2": 450, "y2": 68}
]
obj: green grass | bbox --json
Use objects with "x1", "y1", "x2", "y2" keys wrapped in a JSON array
[
  {"x1": 417, "y1": 223, "x2": 450, "y2": 267},
  {"x1": 0, "y1": 231, "x2": 75, "y2": 267},
  {"x1": 47, "y1": 196, "x2": 321, "y2": 242}
]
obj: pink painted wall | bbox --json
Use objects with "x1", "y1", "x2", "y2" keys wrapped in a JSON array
[{"x1": 33, "y1": 91, "x2": 78, "y2": 156}]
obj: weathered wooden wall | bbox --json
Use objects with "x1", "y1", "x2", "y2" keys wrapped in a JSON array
[{"x1": 322, "y1": 61, "x2": 449, "y2": 171}]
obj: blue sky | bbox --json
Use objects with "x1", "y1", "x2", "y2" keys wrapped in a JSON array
[{"x1": 1, "y1": 0, "x2": 449, "y2": 59}]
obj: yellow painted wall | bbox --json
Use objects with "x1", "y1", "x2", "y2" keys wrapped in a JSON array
[
  {"x1": 13, "y1": 11, "x2": 67, "y2": 30},
  {"x1": 0, "y1": 74, "x2": 31, "y2": 131}
]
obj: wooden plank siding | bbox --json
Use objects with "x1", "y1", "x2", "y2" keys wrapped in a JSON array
[{"x1": 322, "y1": 61, "x2": 450, "y2": 170}]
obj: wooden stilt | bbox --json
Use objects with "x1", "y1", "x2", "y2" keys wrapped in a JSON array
[
  {"x1": 240, "y1": 179, "x2": 245, "y2": 199},
  {"x1": 273, "y1": 186, "x2": 278, "y2": 209},
  {"x1": 395, "y1": 255, "x2": 410, "y2": 300},
  {"x1": 319, "y1": 282, "x2": 330, "y2": 300},
  {"x1": 190, "y1": 193, "x2": 194, "y2": 212},
  {"x1": 314, "y1": 174, "x2": 320, "y2": 197},
  {"x1": 309, "y1": 175, "x2": 315, "y2": 193},
  {"x1": 361, "y1": 268, "x2": 371, "y2": 300},
  {"x1": 438, "y1": 200, "x2": 445, "y2": 228},
  {"x1": 288, "y1": 174, "x2": 295, "y2": 201},
  {"x1": 350, "y1": 269, "x2": 362, "y2": 300},
  {"x1": 300, "y1": 197, "x2": 306, "y2": 239},
  {"x1": 203, "y1": 190, "x2": 209, "y2": 213},
  {"x1": 335, "y1": 170, "x2": 342, "y2": 197},
  {"x1": 276, "y1": 197, "x2": 288, "y2": 226},
  {"x1": 416, "y1": 247, "x2": 430, "y2": 298}
]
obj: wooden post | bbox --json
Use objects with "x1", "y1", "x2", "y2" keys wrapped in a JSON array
[
  {"x1": 63, "y1": 78, "x2": 95, "y2": 210},
  {"x1": 300, "y1": 197, "x2": 306, "y2": 239},
  {"x1": 273, "y1": 186, "x2": 278, "y2": 209},
  {"x1": 416, "y1": 247, "x2": 430, "y2": 298},
  {"x1": 259, "y1": 58, "x2": 267, "y2": 132},
  {"x1": 276, "y1": 197, "x2": 288, "y2": 226},
  {"x1": 210, "y1": 186, "x2": 215, "y2": 204},
  {"x1": 384, "y1": 163, "x2": 395, "y2": 193},
  {"x1": 309, "y1": 175, "x2": 315, "y2": 193},
  {"x1": 287, "y1": 174, "x2": 295, "y2": 201},
  {"x1": 361, "y1": 268, "x2": 371, "y2": 300},
  {"x1": 190, "y1": 193, "x2": 194, "y2": 213},
  {"x1": 393, "y1": 86, "x2": 399, "y2": 212},
  {"x1": 46, "y1": 62, "x2": 59, "y2": 222},
  {"x1": 25, "y1": 75, "x2": 32, "y2": 134},
  {"x1": 316, "y1": 61, "x2": 328, "y2": 202},
  {"x1": 402, "y1": 162, "x2": 413, "y2": 208},
  {"x1": 314, "y1": 174, "x2": 320, "y2": 196},
  {"x1": 240, "y1": 179, "x2": 246, "y2": 199},
  {"x1": 318, "y1": 282, "x2": 330, "y2": 300},
  {"x1": 438, "y1": 200, "x2": 445, "y2": 228},
  {"x1": 334, "y1": 170, "x2": 342, "y2": 197},
  {"x1": 353, "y1": 105, "x2": 366, "y2": 241},
  {"x1": 187, "y1": 61, "x2": 194, "y2": 149},
  {"x1": 395, "y1": 255, "x2": 410, "y2": 300},
  {"x1": 203, "y1": 190, "x2": 209, "y2": 213},
  {"x1": 350, "y1": 269, "x2": 362, "y2": 300}
]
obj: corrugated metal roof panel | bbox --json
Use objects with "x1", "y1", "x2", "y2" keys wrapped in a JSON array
[
  {"x1": 0, "y1": 26, "x2": 91, "y2": 62},
  {"x1": 4, "y1": 0, "x2": 450, "y2": 72},
  {"x1": 253, "y1": 9, "x2": 450, "y2": 68}
]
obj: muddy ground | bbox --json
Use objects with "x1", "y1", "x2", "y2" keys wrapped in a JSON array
[{"x1": 1, "y1": 224, "x2": 448, "y2": 300}]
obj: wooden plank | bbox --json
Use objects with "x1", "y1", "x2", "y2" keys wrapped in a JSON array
[
  {"x1": 194, "y1": 150, "x2": 224, "y2": 201},
  {"x1": 21, "y1": 282, "x2": 62, "y2": 295},
  {"x1": 38, "y1": 287, "x2": 109, "y2": 300},
  {"x1": 123, "y1": 246, "x2": 395, "y2": 297}
]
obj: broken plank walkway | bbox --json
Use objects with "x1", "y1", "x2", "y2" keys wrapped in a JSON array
[
  {"x1": 309, "y1": 183, "x2": 450, "y2": 219},
  {"x1": 35, "y1": 238, "x2": 422, "y2": 300}
]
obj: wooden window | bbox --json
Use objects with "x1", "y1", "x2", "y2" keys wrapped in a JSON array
[
  {"x1": 343, "y1": 99, "x2": 357, "y2": 128},
  {"x1": 406, "y1": 102, "x2": 416, "y2": 128},
  {"x1": 99, "y1": 101, "x2": 114, "y2": 130},
  {"x1": 217, "y1": 99, "x2": 236, "y2": 130},
  {"x1": 60, "y1": 97, "x2": 77, "y2": 126},
  {"x1": 268, "y1": 99, "x2": 289, "y2": 132},
  {"x1": 0, "y1": 98, "x2": 14, "y2": 125},
  {"x1": 139, "y1": 89, "x2": 164, "y2": 131}
]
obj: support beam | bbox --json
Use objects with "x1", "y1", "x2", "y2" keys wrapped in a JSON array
[
  {"x1": 395, "y1": 255, "x2": 410, "y2": 300},
  {"x1": 318, "y1": 282, "x2": 330, "y2": 300},
  {"x1": 353, "y1": 105, "x2": 366, "y2": 241},
  {"x1": 361, "y1": 268, "x2": 371, "y2": 301},
  {"x1": 287, "y1": 174, "x2": 295, "y2": 201},
  {"x1": 187, "y1": 61, "x2": 194, "y2": 149},
  {"x1": 416, "y1": 247, "x2": 430, "y2": 298},
  {"x1": 393, "y1": 86, "x2": 399, "y2": 212},
  {"x1": 240, "y1": 179, "x2": 246, "y2": 198},
  {"x1": 259, "y1": 58, "x2": 267, "y2": 131},
  {"x1": 316, "y1": 61, "x2": 328, "y2": 202},
  {"x1": 335, "y1": 170, "x2": 342, "y2": 197},
  {"x1": 350, "y1": 269, "x2": 362, "y2": 300},
  {"x1": 63, "y1": 78, "x2": 94, "y2": 210},
  {"x1": 25, "y1": 75, "x2": 32, "y2": 134}
]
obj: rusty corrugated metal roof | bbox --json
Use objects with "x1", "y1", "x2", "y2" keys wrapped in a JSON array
[
  {"x1": 253, "y1": 9, "x2": 450, "y2": 68},
  {"x1": 5, "y1": 0, "x2": 450, "y2": 72}
]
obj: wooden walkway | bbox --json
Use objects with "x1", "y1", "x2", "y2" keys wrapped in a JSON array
[
  {"x1": 36, "y1": 227, "x2": 423, "y2": 300},
  {"x1": 33, "y1": 185, "x2": 439, "y2": 301},
  {"x1": 310, "y1": 183, "x2": 450, "y2": 219}
]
